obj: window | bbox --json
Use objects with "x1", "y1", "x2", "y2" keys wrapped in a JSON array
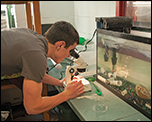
[
  {"x1": 1, "y1": 4, "x2": 16, "y2": 29},
  {"x1": 116, "y1": 1, "x2": 151, "y2": 29},
  {"x1": 1, "y1": 5, "x2": 8, "y2": 29}
]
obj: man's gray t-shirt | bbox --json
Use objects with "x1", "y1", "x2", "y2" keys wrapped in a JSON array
[{"x1": 1, "y1": 28, "x2": 48, "y2": 83}]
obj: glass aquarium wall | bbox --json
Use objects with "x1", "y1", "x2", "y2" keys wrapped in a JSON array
[{"x1": 96, "y1": 28, "x2": 151, "y2": 119}]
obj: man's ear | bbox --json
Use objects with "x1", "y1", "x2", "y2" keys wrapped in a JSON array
[{"x1": 55, "y1": 41, "x2": 65, "y2": 51}]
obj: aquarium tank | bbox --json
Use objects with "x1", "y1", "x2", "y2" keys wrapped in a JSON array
[{"x1": 96, "y1": 27, "x2": 151, "y2": 119}]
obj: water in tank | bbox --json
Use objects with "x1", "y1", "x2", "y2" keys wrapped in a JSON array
[{"x1": 96, "y1": 28, "x2": 151, "y2": 119}]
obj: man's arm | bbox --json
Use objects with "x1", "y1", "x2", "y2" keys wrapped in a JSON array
[
  {"x1": 42, "y1": 73, "x2": 63, "y2": 87},
  {"x1": 23, "y1": 77, "x2": 84, "y2": 115}
]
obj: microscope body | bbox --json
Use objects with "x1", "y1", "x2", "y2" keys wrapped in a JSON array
[{"x1": 63, "y1": 55, "x2": 91, "y2": 92}]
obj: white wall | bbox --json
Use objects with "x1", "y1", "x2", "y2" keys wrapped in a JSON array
[
  {"x1": 14, "y1": 4, "x2": 27, "y2": 28},
  {"x1": 14, "y1": 1, "x2": 116, "y2": 40},
  {"x1": 40, "y1": 1, "x2": 116, "y2": 41},
  {"x1": 40, "y1": 1, "x2": 75, "y2": 25},
  {"x1": 74, "y1": 1, "x2": 116, "y2": 41}
]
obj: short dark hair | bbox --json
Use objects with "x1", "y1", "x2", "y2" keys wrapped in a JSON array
[{"x1": 43, "y1": 21, "x2": 79, "y2": 49}]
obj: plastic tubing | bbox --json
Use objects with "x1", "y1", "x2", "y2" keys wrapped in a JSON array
[
  {"x1": 109, "y1": 80, "x2": 122, "y2": 86},
  {"x1": 97, "y1": 75, "x2": 107, "y2": 83}
]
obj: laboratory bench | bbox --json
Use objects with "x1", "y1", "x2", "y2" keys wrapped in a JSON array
[
  {"x1": 47, "y1": 58, "x2": 150, "y2": 121},
  {"x1": 54, "y1": 81, "x2": 150, "y2": 121}
]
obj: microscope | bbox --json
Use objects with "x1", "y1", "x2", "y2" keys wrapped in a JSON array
[{"x1": 63, "y1": 49, "x2": 92, "y2": 92}]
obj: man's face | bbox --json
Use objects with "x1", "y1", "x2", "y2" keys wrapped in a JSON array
[{"x1": 51, "y1": 42, "x2": 77, "y2": 64}]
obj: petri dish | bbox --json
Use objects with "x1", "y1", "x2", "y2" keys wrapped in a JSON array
[{"x1": 92, "y1": 103, "x2": 108, "y2": 113}]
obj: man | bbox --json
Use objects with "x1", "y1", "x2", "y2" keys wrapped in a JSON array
[{"x1": 1, "y1": 21, "x2": 84, "y2": 115}]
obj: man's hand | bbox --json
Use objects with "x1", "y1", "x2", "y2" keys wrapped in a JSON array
[{"x1": 63, "y1": 80, "x2": 84, "y2": 99}]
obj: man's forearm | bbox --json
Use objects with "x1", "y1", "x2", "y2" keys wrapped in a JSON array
[
  {"x1": 42, "y1": 73, "x2": 62, "y2": 86},
  {"x1": 23, "y1": 77, "x2": 84, "y2": 115},
  {"x1": 26, "y1": 91, "x2": 68, "y2": 115}
]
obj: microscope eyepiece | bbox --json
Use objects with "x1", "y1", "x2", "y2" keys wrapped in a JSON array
[{"x1": 70, "y1": 49, "x2": 79, "y2": 59}]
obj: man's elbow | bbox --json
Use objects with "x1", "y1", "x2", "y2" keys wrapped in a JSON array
[
  {"x1": 24, "y1": 102, "x2": 40, "y2": 115},
  {"x1": 24, "y1": 105, "x2": 36, "y2": 115}
]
